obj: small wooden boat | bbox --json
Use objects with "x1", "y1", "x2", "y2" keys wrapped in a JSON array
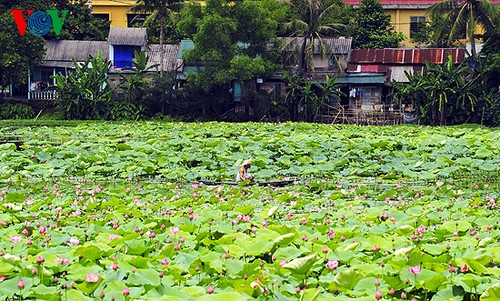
[{"x1": 199, "y1": 179, "x2": 298, "y2": 187}]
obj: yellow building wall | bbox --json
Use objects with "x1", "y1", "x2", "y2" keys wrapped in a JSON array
[
  {"x1": 91, "y1": 0, "x2": 135, "y2": 28},
  {"x1": 385, "y1": 9, "x2": 427, "y2": 47},
  {"x1": 387, "y1": 8, "x2": 487, "y2": 47}
]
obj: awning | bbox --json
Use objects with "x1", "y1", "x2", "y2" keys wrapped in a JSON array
[
  {"x1": 315, "y1": 75, "x2": 385, "y2": 84},
  {"x1": 336, "y1": 75, "x2": 386, "y2": 84}
]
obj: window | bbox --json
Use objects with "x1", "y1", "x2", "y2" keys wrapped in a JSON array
[
  {"x1": 113, "y1": 45, "x2": 140, "y2": 68},
  {"x1": 92, "y1": 13, "x2": 110, "y2": 22},
  {"x1": 127, "y1": 14, "x2": 146, "y2": 27},
  {"x1": 350, "y1": 87, "x2": 382, "y2": 109},
  {"x1": 410, "y1": 16, "x2": 426, "y2": 38}
]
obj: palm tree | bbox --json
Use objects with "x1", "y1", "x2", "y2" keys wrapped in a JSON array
[
  {"x1": 283, "y1": 0, "x2": 345, "y2": 78},
  {"x1": 428, "y1": 0, "x2": 500, "y2": 58},
  {"x1": 133, "y1": 0, "x2": 182, "y2": 74}
]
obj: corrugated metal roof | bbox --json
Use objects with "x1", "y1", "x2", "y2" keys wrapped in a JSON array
[
  {"x1": 345, "y1": 0, "x2": 500, "y2": 6},
  {"x1": 42, "y1": 40, "x2": 109, "y2": 68},
  {"x1": 146, "y1": 44, "x2": 183, "y2": 72},
  {"x1": 281, "y1": 37, "x2": 352, "y2": 54},
  {"x1": 108, "y1": 27, "x2": 147, "y2": 46},
  {"x1": 349, "y1": 48, "x2": 466, "y2": 65}
]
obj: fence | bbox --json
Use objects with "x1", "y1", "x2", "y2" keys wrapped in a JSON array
[{"x1": 30, "y1": 91, "x2": 58, "y2": 100}]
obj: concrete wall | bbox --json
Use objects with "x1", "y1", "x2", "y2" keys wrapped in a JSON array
[{"x1": 91, "y1": 0, "x2": 135, "y2": 28}]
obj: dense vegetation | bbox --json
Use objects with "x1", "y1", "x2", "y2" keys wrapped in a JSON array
[
  {"x1": 0, "y1": 122, "x2": 498, "y2": 300},
  {"x1": 0, "y1": 0, "x2": 499, "y2": 124}
]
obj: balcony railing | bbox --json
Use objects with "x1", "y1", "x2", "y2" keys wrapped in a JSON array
[{"x1": 30, "y1": 91, "x2": 58, "y2": 100}]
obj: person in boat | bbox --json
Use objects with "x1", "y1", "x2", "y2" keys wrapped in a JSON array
[{"x1": 236, "y1": 159, "x2": 254, "y2": 183}]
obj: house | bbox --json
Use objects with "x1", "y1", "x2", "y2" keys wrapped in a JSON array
[
  {"x1": 175, "y1": 37, "x2": 353, "y2": 107},
  {"x1": 344, "y1": 0, "x2": 500, "y2": 47},
  {"x1": 17, "y1": 27, "x2": 180, "y2": 101},
  {"x1": 346, "y1": 48, "x2": 466, "y2": 108}
]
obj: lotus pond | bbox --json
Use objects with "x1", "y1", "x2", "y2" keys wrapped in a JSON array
[{"x1": 0, "y1": 121, "x2": 498, "y2": 301}]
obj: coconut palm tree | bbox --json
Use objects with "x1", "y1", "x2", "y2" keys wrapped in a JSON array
[
  {"x1": 428, "y1": 0, "x2": 500, "y2": 58},
  {"x1": 283, "y1": 0, "x2": 345, "y2": 78},
  {"x1": 133, "y1": 0, "x2": 183, "y2": 74}
]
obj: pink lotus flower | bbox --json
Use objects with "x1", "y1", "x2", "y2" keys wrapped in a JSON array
[
  {"x1": 86, "y1": 273, "x2": 99, "y2": 283},
  {"x1": 409, "y1": 265, "x2": 420, "y2": 275},
  {"x1": 460, "y1": 264, "x2": 468, "y2": 272},
  {"x1": 39, "y1": 227, "x2": 47, "y2": 235},
  {"x1": 122, "y1": 287, "x2": 130, "y2": 296},
  {"x1": 327, "y1": 260, "x2": 339, "y2": 270},
  {"x1": 375, "y1": 290, "x2": 383, "y2": 299},
  {"x1": 279, "y1": 259, "x2": 287, "y2": 267},
  {"x1": 10, "y1": 235, "x2": 22, "y2": 243},
  {"x1": 109, "y1": 234, "x2": 119, "y2": 241},
  {"x1": 17, "y1": 279, "x2": 25, "y2": 289},
  {"x1": 207, "y1": 285, "x2": 214, "y2": 294},
  {"x1": 69, "y1": 237, "x2": 80, "y2": 245}
]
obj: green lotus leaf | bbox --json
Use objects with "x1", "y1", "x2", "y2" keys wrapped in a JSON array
[
  {"x1": 197, "y1": 292, "x2": 250, "y2": 301},
  {"x1": 481, "y1": 282, "x2": 500, "y2": 301},
  {"x1": 282, "y1": 253, "x2": 317, "y2": 275}
]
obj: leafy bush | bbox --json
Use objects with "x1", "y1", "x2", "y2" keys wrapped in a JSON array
[
  {"x1": 52, "y1": 51, "x2": 112, "y2": 120},
  {"x1": 108, "y1": 100, "x2": 145, "y2": 120},
  {"x1": 0, "y1": 103, "x2": 35, "y2": 119},
  {"x1": 483, "y1": 92, "x2": 500, "y2": 126}
]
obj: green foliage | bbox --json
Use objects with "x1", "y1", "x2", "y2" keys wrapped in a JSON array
[
  {"x1": 409, "y1": 18, "x2": 453, "y2": 48},
  {"x1": 108, "y1": 101, "x2": 145, "y2": 121},
  {"x1": 3, "y1": 0, "x2": 110, "y2": 40},
  {"x1": 351, "y1": 0, "x2": 405, "y2": 49},
  {"x1": 283, "y1": 0, "x2": 347, "y2": 76},
  {"x1": 0, "y1": 122, "x2": 498, "y2": 299},
  {"x1": 134, "y1": 0, "x2": 184, "y2": 72},
  {"x1": 118, "y1": 51, "x2": 157, "y2": 113},
  {"x1": 0, "y1": 11, "x2": 45, "y2": 102},
  {"x1": 0, "y1": 103, "x2": 35, "y2": 119},
  {"x1": 428, "y1": 0, "x2": 500, "y2": 57},
  {"x1": 392, "y1": 54, "x2": 479, "y2": 125},
  {"x1": 52, "y1": 51, "x2": 112, "y2": 120},
  {"x1": 183, "y1": 0, "x2": 278, "y2": 119},
  {"x1": 283, "y1": 71, "x2": 342, "y2": 121}
]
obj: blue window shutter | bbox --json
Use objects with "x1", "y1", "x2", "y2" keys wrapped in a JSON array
[{"x1": 114, "y1": 45, "x2": 134, "y2": 68}]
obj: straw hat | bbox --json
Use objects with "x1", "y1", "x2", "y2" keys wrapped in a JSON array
[{"x1": 241, "y1": 159, "x2": 252, "y2": 167}]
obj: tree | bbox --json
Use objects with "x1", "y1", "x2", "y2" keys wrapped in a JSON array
[
  {"x1": 351, "y1": 0, "x2": 405, "y2": 49},
  {"x1": 117, "y1": 51, "x2": 158, "y2": 118},
  {"x1": 428, "y1": 0, "x2": 500, "y2": 58},
  {"x1": 283, "y1": 0, "x2": 346, "y2": 77},
  {"x1": 3, "y1": 0, "x2": 110, "y2": 40},
  {"x1": 0, "y1": 10, "x2": 45, "y2": 102},
  {"x1": 392, "y1": 54, "x2": 479, "y2": 125},
  {"x1": 183, "y1": 0, "x2": 278, "y2": 120},
  {"x1": 133, "y1": 0, "x2": 183, "y2": 74}
]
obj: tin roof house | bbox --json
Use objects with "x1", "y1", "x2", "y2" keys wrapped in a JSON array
[{"x1": 16, "y1": 28, "x2": 180, "y2": 101}]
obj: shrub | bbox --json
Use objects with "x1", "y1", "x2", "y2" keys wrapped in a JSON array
[{"x1": 0, "y1": 103, "x2": 35, "y2": 119}]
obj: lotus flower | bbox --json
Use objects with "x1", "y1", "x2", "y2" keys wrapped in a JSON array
[{"x1": 408, "y1": 266, "x2": 420, "y2": 275}]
